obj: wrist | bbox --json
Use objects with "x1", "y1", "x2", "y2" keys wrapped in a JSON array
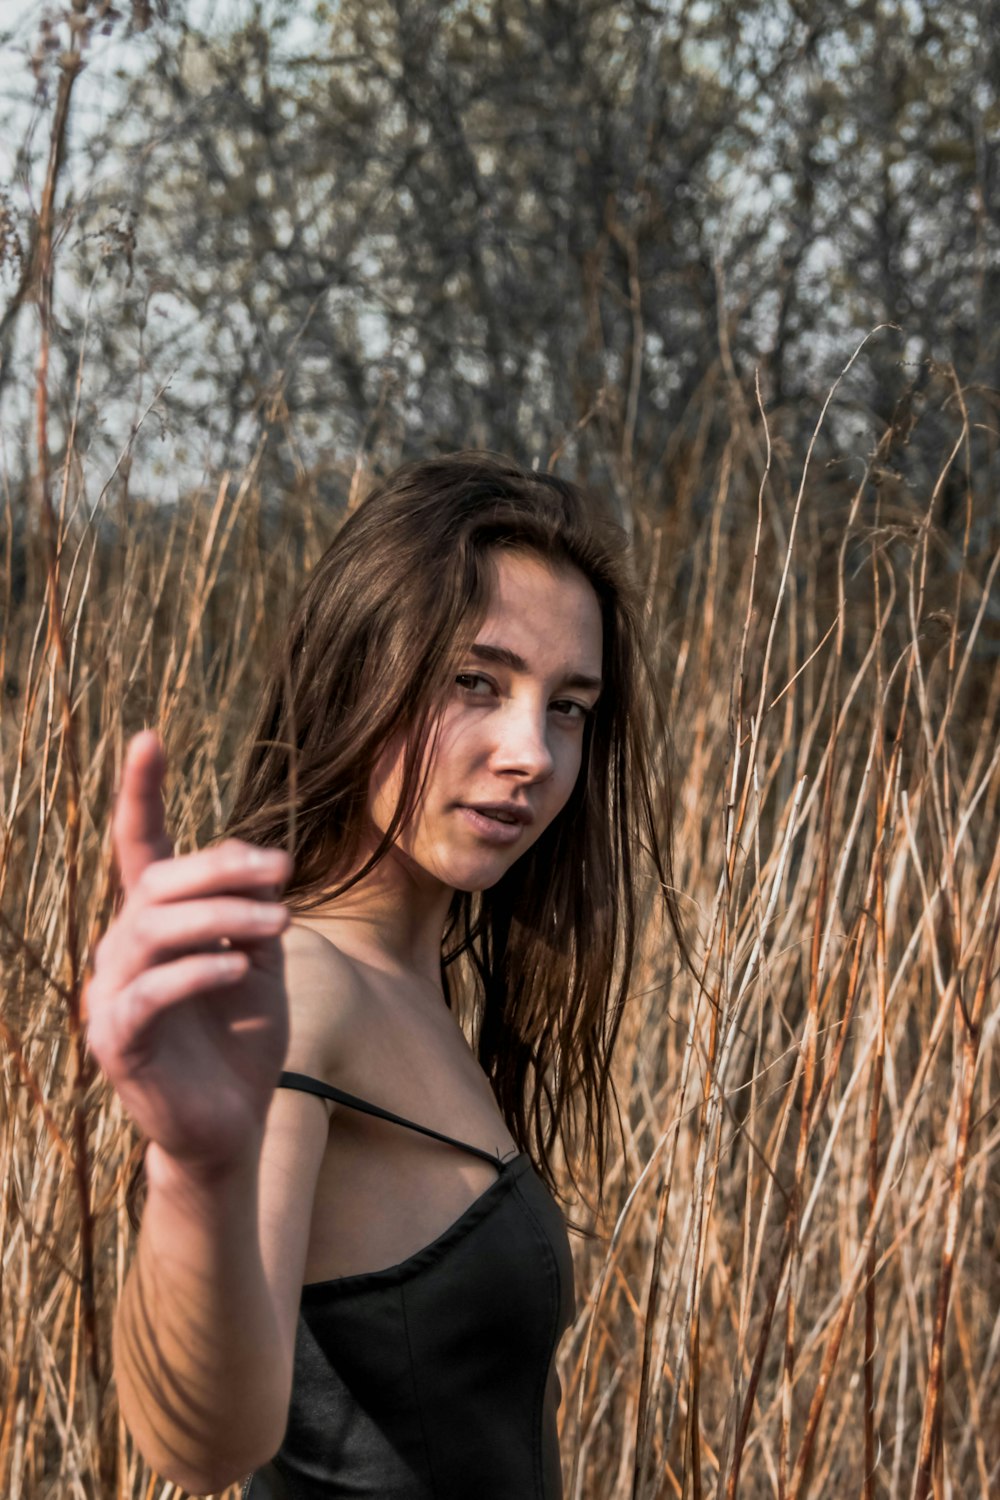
[{"x1": 144, "y1": 1137, "x2": 262, "y2": 1206}]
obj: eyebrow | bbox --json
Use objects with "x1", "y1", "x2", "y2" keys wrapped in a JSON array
[{"x1": 469, "y1": 641, "x2": 603, "y2": 693}]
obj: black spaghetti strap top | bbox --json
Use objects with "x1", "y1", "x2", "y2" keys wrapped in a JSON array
[{"x1": 242, "y1": 1071, "x2": 576, "y2": 1500}]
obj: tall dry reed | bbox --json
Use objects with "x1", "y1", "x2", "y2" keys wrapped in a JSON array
[{"x1": 2, "y1": 323, "x2": 999, "y2": 1500}]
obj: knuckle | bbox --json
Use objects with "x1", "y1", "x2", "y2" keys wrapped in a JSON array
[
  {"x1": 224, "y1": 837, "x2": 256, "y2": 861},
  {"x1": 126, "y1": 970, "x2": 155, "y2": 1012},
  {"x1": 83, "y1": 999, "x2": 113, "y2": 1066},
  {"x1": 92, "y1": 926, "x2": 125, "y2": 973},
  {"x1": 114, "y1": 915, "x2": 153, "y2": 971},
  {"x1": 221, "y1": 893, "x2": 256, "y2": 922},
  {"x1": 191, "y1": 900, "x2": 226, "y2": 934},
  {"x1": 134, "y1": 864, "x2": 160, "y2": 899},
  {"x1": 85, "y1": 1013, "x2": 107, "y2": 1059}
]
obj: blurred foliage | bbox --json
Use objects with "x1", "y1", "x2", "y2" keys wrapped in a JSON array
[{"x1": 1, "y1": 0, "x2": 998, "y2": 517}]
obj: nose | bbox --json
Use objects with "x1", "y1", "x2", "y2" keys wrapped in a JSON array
[{"x1": 489, "y1": 697, "x2": 555, "y2": 782}]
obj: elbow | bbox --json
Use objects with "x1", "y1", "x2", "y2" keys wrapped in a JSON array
[
  {"x1": 147, "y1": 1460, "x2": 237, "y2": 1498},
  {"x1": 116, "y1": 1384, "x2": 286, "y2": 1497},
  {"x1": 113, "y1": 1317, "x2": 290, "y2": 1494},
  {"x1": 176, "y1": 1460, "x2": 274, "y2": 1498},
  {"x1": 201, "y1": 1432, "x2": 288, "y2": 1497},
  {"x1": 124, "y1": 1428, "x2": 285, "y2": 1498}
]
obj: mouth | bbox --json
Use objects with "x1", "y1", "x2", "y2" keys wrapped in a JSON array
[
  {"x1": 457, "y1": 805, "x2": 531, "y2": 844},
  {"x1": 469, "y1": 802, "x2": 532, "y2": 825}
]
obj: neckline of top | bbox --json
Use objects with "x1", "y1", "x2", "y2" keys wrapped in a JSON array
[{"x1": 299, "y1": 1151, "x2": 533, "y2": 1297}]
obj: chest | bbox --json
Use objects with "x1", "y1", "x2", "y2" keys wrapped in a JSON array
[{"x1": 301, "y1": 997, "x2": 521, "y2": 1283}]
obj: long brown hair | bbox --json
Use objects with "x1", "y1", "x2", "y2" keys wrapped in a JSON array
[{"x1": 219, "y1": 450, "x2": 686, "y2": 1216}]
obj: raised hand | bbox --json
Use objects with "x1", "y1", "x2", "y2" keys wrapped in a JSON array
[{"x1": 84, "y1": 731, "x2": 293, "y2": 1175}]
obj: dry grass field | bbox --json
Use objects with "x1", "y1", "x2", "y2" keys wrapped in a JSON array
[{"x1": 2, "y1": 332, "x2": 999, "y2": 1500}]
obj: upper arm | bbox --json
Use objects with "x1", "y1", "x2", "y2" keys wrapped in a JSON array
[{"x1": 256, "y1": 925, "x2": 362, "y2": 1403}]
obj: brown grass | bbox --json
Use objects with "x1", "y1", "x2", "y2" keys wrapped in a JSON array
[{"x1": 2, "y1": 336, "x2": 999, "y2": 1500}]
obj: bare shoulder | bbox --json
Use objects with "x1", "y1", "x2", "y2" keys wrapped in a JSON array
[
  {"x1": 256, "y1": 922, "x2": 368, "y2": 1395},
  {"x1": 277, "y1": 921, "x2": 366, "y2": 1114}
]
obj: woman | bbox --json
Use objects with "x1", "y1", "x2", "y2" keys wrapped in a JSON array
[{"x1": 86, "y1": 451, "x2": 684, "y2": 1498}]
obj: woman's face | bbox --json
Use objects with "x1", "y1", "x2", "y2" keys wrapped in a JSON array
[{"x1": 369, "y1": 549, "x2": 604, "y2": 892}]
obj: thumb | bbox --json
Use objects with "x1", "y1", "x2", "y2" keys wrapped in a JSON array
[{"x1": 112, "y1": 730, "x2": 174, "y2": 894}]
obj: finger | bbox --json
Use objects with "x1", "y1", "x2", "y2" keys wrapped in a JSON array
[
  {"x1": 113, "y1": 732, "x2": 173, "y2": 894},
  {"x1": 132, "y1": 840, "x2": 293, "y2": 907},
  {"x1": 88, "y1": 951, "x2": 252, "y2": 1067},
  {"x1": 95, "y1": 897, "x2": 290, "y2": 988}
]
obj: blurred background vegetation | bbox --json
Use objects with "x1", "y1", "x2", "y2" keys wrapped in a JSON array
[
  {"x1": 2, "y1": 0, "x2": 997, "y2": 511},
  {"x1": 1, "y1": 2, "x2": 998, "y2": 1497}
]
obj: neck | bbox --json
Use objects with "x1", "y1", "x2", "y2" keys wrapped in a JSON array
[{"x1": 300, "y1": 842, "x2": 456, "y2": 991}]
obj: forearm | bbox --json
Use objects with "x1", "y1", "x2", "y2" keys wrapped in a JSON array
[{"x1": 114, "y1": 1142, "x2": 288, "y2": 1495}]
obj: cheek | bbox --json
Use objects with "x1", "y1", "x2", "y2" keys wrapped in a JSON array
[
  {"x1": 421, "y1": 707, "x2": 480, "y2": 789},
  {"x1": 367, "y1": 715, "x2": 463, "y2": 835},
  {"x1": 541, "y1": 735, "x2": 587, "y2": 817}
]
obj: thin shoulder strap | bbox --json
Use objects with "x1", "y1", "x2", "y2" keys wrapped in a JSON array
[{"x1": 277, "y1": 1070, "x2": 508, "y2": 1170}]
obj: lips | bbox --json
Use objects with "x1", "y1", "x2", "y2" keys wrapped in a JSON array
[
  {"x1": 457, "y1": 805, "x2": 531, "y2": 844},
  {"x1": 464, "y1": 803, "x2": 534, "y2": 826}
]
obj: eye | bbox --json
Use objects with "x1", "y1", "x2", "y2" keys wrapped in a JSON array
[
  {"x1": 551, "y1": 700, "x2": 592, "y2": 721},
  {"x1": 455, "y1": 672, "x2": 495, "y2": 696}
]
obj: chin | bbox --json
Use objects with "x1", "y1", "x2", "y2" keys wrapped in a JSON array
[
  {"x1": 438, "y1": 853, "x2": 522, "y2": 893},
  {"x1": 458, "y1": 873, "x2": 508, "y2": 894},
  {"x1": 445, "y1": 868, "x2": 509, "y2": 894}
]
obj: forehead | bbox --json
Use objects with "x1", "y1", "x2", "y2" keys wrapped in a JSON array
[{"x1": 478, "y1": 550, "x2": 603, "y2": 669}]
